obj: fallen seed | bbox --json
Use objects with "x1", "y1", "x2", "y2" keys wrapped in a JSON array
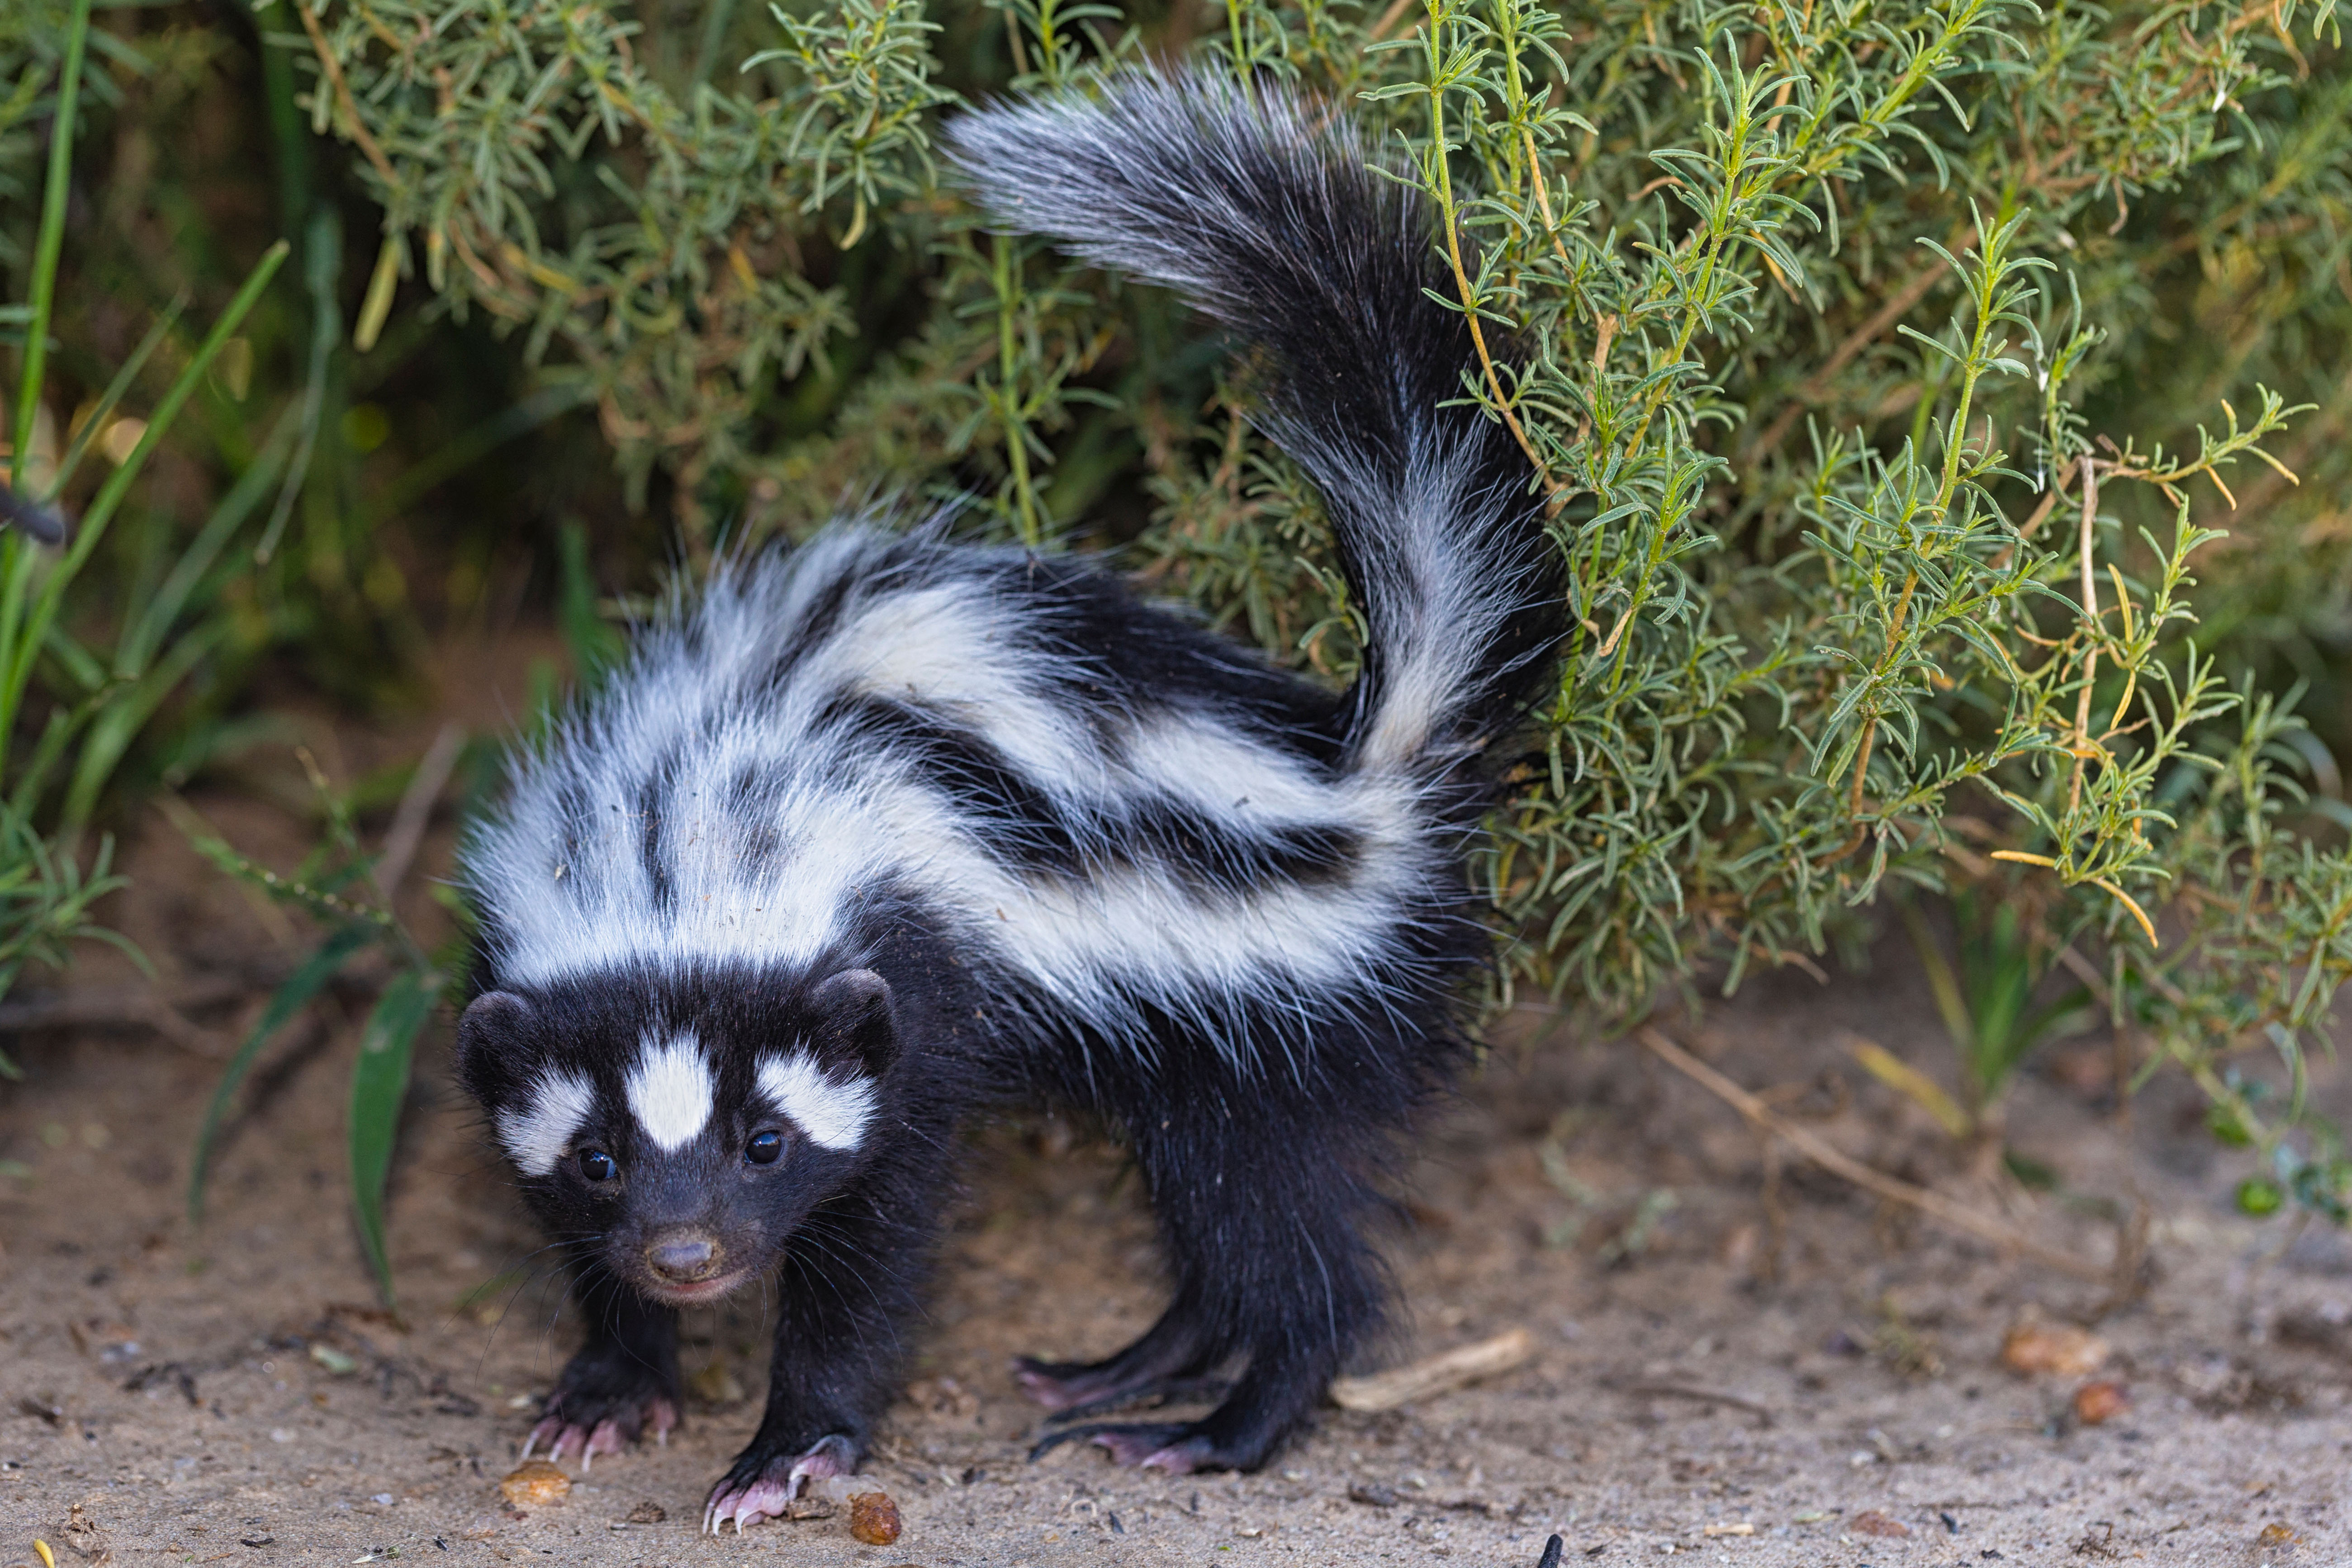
[
  {"x1": 848, "y1": 1490, "x2": 901, "y2": 1545},
  {"x1": 2072, "y1": 1380, "x2": 2130, "y2": 1425}
]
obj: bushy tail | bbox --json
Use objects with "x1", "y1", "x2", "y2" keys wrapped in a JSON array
[{"x1": 945, "y1": 72, "x2": 1561, "y2": 776}]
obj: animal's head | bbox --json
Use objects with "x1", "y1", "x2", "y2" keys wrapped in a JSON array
[{"x1": 453, "y1": 964, "x2": 899, "y2": 1304}]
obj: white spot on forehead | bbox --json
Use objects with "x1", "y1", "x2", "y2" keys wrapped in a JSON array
[
  {"x1": 756, "y1": 1053, "x2": 877, "y2": 1152},
  {"x1": 498, "y1": 1071, "x2": 597, "y2": 1177},
  {"x1": 628, "y1": 1034, "x2": 715, "y2": 1151}
]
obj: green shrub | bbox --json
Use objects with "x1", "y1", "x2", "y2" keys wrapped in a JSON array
[
  {"x1": 285, "y1": 0, "x2": 2348, "y2": 1215},
  {"x1": 8, "y1": 0, "x2": 2350, "y2": 1248}
]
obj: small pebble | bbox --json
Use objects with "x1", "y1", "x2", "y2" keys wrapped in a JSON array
[
  {"x1": 848, "y1": 1490, "x2": 901, "y2": 1545},
  {"x1": 499, "y1": 1460, "x2": 571, "y2": 1507},
  {"x1": 1999, "y1": 1321, "x2": 2108, "y2": 1378}
]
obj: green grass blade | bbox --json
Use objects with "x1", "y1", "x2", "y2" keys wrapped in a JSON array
[
  {"x1": 186, "y1": 922, "x2": 377, "y2": 1225},
  {"x1": 46, "y1": 299, "x2": 182, "y2": 502},
  {"x1": 58, "y1": 242, "x2": 292, "y2": 574},
  {"x1": 255, "y1": 208, "x2": 341, "y2": 566},
  {"x1": 1897, "y1": 898, "x2": 1976, "y2": 1059},
  {"x1": 62, "y1": 620, "x2": 228, "y2": 831},
  {"x1": 356, "y1": 381, "x2": 590, "y2": 530},
  {"x1": 0, "y1": 239, "x2": 289, "y2": 746},
  {"x1": 8, "y1": 705, "x2": 78, "y2": 819},
  {"x1": 256, "y1": 0, "x2": 315, "y2": 245},
  {"x1": 10, "y1": 0, "x2": 93, "y2": 490},
  {"x1": 116, "y1": 400, "x2": 301, "y2": 678},
  {"x1": 347, "y1": 966, "x2": 443, "y2": 1309},
  {"x1": 557, "y1": 520, "x2": 624, "y2": 686}
]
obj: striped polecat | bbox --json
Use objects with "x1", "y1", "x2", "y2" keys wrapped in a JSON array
[{"x1": 454, "y1": 70, "x2": 1561, "y2": 1532}]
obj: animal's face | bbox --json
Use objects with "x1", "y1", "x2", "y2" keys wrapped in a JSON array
[{"x1": 454, "y1": 966, "x2": 899, "y2": 1306}]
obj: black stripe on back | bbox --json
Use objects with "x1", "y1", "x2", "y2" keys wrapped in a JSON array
[{"x1": 821, "y1": 694, "x2": 1093, "y2": 876}]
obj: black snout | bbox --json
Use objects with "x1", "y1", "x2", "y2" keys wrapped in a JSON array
[{"x1": 645, "y1": 1230, "x2": 722, "y2": 1283}]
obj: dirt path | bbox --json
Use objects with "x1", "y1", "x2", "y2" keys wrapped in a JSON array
[{"x1": 3, "y1": 810, "x2": 2348, "y2": 1566}]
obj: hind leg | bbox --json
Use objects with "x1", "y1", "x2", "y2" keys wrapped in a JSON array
[{"x1": 1032, "y1": 1084, "x2": 1393, "y2": 1473}]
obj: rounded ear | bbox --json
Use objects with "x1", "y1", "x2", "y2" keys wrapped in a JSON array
[
  {"x1": 453, "y1": 990, "x2": 536, "y2": 1084},
  {"x1": 808, "y1": 968, "x2": 900, "y2": 1077}
]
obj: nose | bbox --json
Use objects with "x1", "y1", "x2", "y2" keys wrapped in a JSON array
[{"x1": 644, "y1": 1230, "x2": 722, "y2": 1282}]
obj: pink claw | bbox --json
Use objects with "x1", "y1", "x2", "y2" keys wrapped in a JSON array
[
  {"x1": 581, "y1": 1420, "x2": 625, "y2": 1470},
  {"x1": 703, "y1": 1476, "x2": 796, "y2": 1535},
  {"x1": 521, "y1": 1416, "x2": 564, "y2": 1462},
  {"x1": 1090, "y1": 1430, "x2": 1163, "y2": 1467},
  {"x1": 1014, "y1": 1364, "x2": 1086, "y2": 1411},
  {"x1": 787, "y1": 1444, "x2": 850, "y2": 1492},
  {"x1": 1091, "y1": 1430, "x2": 1205, "y2": 1473}
]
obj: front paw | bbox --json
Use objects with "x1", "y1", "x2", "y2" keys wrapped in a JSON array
[
  {"x1": 522, "y1": 1348, "x2": 680, "y2": 1469},
  {"x1": 702, "y1": 1432, "x2": 861, "y2": 1534}
]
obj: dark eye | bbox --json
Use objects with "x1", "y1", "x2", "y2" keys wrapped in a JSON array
[
  {"x1": 745, "y1": 1130, "x2": 784, "y2": 1166},
  {"x1": 578, "y1": 1148, "x2": 616, "y2": 1182}
]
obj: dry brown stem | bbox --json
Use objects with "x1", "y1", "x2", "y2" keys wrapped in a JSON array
[
  {"x1": 374, "y1": 724, "x2": 466, "y2": 902},
  {"x1": 294, "y1": 4, "x2": 398, "y2": 186},
  {"x1": 1745, "y1": 243, "x2": 1966, "y2": 465},
  {"x1": 2067, "y1": 455, "x2": 2101, "y2": 815},
  {"x1": 1636, "y1": 1028, "x2": 2115, "y2": 1284},
  {"x1": 1328, "y1": 1328, "x2": 1535, "y2": 1411}
]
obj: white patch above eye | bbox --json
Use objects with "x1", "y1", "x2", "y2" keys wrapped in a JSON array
[
  {"x1": 627, "y1": 1034, "x2": 715, "y2": 1151},
  {"x1": 756, "y1": 1053, "x2": 877, "y2": 1152},
  {"x1": 498, "y1": 1071, "x2": 597, "y2": 1177}
]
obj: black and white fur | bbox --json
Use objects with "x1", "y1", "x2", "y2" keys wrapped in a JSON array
[{"x1": 453, "y1": 71, "x2": 1561, "y2": 1532}]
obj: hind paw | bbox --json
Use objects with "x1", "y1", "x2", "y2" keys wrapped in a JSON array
[
  {"x1": 1013, "y1": 1352, "x2": 1223, "y2": 1417},
  {"x1": 1036, "y1": 1375, "x2": 1232, "y2": 1425}
]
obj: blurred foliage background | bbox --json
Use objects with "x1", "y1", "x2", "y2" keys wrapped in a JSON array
[{"x1": 2, "y1": 0, "x2": 2349, "y2": 1281}]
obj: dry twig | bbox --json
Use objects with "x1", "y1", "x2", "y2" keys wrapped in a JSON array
[
  {"x1": 374, "y1": 724, "x2": 466, "y2": 902},
  {"x1": 0, "y1": 983, "x2": 227, "y2": 1057},
  {"x1": 1637, "y1": 1028, "x2": 2116, "y2": 1285},
  {"x1": 1328, "y1": 1328, "x2": 1534, "y2": 1412}
]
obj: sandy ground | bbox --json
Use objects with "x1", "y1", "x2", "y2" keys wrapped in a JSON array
[{"x1": 3, "y1": 780, "x2": 2349, "y2": 1568}]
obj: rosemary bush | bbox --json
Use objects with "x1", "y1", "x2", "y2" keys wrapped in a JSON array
[
  {"x1": 7, "y1": 0, "x2": 2347, "y2": 1242},
  {"x1": 273, "y1": 0, "x2": 2352, "y2": 1220}
]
